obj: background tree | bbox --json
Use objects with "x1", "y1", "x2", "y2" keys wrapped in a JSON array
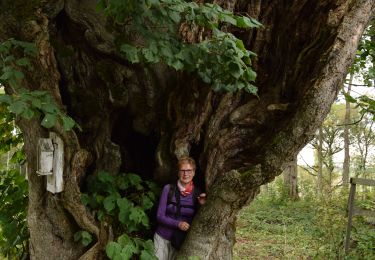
[
  {"x1": 311, "y1": 104, "x2": 345, "y2": 192},
  {"x1": 342, "y1": 75, "x2": 352, "y2": 189},
  {"x1": 317, "y1": 126, "x2": 324, "y2": 194},
  {"x1": 283, "y1": 154, "x2": 299, "y2": 200},
  {"x1": 0, "y1": 1, "x2": 373, "y2": 259},
  {"x1": 351, "y1": 115, "x2": 375, "y2": 194}
]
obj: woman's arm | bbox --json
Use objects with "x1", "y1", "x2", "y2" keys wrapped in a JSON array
[{"x1": 156, "y1": 184, "x2": 180, "y2": 228}]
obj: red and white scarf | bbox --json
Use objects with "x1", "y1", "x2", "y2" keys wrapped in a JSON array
[{"x1": 177, "y1": 180, "x2": 194, "y2": 196}]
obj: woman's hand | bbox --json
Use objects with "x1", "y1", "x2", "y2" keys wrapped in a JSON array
[
  {"x1": 178, "y1": 221, "x2": 190, "y2": 231},
  {"x1": 197, "y1": 193, "x2": 207, "y2": 205}
]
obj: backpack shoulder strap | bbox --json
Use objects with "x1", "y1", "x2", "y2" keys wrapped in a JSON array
[
  {"x1": 174, "y1": 183, "x2": 181, "y2": 217},
  {"x1": 167, "y1": 183, "x2": 176, "y2": 205}
]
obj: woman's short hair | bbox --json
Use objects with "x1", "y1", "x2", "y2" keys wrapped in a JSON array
[{"x1": 177, "y1": 156, "x2": 196, "y2": 170}]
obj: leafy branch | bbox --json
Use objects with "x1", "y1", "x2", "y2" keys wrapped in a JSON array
[
  {"x1": 0, "y1": 169, "x2": 28, "y2": 259},
  {"x1": 81, "y1": 171, "x2": 160, "y2": 259},
  {"x1": 344, "y1": 93, "x2": 375, "y2": 121},
  {"x1": 98, "y1": 0, "x2": 261, "y2": 94},
  {"x1": 0, "y1": 38, "x2": 79, "y2": 131}
]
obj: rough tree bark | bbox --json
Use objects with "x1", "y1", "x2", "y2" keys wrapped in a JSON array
[{"x1": 0, "y1": 0, "x2": 374, "y2": 259}]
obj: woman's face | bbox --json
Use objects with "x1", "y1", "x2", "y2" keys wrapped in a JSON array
[{"x1": 178, "y1": 163, "x2": 195, "y2": 185}]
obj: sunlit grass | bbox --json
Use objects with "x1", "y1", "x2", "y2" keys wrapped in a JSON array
[{"x1": 234, "y1": 185, "x2": 375, "y2": 260}]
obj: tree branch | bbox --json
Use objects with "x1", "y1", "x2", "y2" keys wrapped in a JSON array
[
  {"x1": 345, "y1": 83, "x2": 371, "y2": 87},
  {"x1": 337, "y1": 112, "x2": 365, "y2": 126}
]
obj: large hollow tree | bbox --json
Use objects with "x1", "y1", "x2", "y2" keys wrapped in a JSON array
[{"x1": 0, "y1": 0, "x2": 374, "y2": 259}]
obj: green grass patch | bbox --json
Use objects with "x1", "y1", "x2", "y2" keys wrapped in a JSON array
[{"x1": 234, "y1": 193, "x2": 374, "y2": 259}]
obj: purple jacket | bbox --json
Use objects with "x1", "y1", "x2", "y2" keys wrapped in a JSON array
[{"x1": 155, "y1": 184, "x2": 197, "y2": 240}]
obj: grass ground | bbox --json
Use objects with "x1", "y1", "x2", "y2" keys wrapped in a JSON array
[{"x1": 233, "y1": 192, "x2": 375, "y2": 260}]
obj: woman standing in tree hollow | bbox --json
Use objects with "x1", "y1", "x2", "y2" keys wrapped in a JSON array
[{"x1": 154, "y1": 157, "x2": 206, "y2": 260}]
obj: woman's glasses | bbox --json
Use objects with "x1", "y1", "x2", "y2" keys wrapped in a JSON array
[{"x1": 179, "y1": 169, "x2": 194, "y2": 174}]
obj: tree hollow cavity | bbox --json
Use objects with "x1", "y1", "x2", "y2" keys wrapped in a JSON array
[{"x1": 111, "y1": 109, "x2": 158, "y2": 181}]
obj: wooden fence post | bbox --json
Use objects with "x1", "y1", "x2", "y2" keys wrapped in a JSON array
[{"x1": 345, "y1": 177, "x2": 375, "y2": 254}]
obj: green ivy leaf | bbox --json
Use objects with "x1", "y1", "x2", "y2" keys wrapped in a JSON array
[
  {"x1": 81, "y1": 231, "x2": 93, "y2": 246},
  {"x1": 81, "y1": 194, "x2": 90, "y2": 206},
  {"x1": 142, "y1": 48, "x2": 159, "y2": 63},
  {"x1": 98, "y1": 210, "x2": 105, "y2": 221},
  {"x1": 41, "y1": 113, "x2": 57, "y2": 128},
  {"x1": 117, "y1": 234, "x2": 131, "y2": 246},
  {"x1": 98, "y1": 171, "x2": 114, "y2": 184},
  {"x1": 8, "y1": 101, "x2": 27, "y2": 115},
  {"x1": 15, "y1": 58, "x2": 30, "y2": 67},
  {"x1": 142, "y1": 239, "x2": 155, "y2": 252},
  {"x1": 103, "y1": 194, "x2": 118, "y2": 213},
  {"x1": 62, "y1": 116, "x2": 75, "y2": 131},
  {"x1": 344, "y1": 93, "x2": 357, "y2": 103},
  {"x1": 220, "y1": 13, "x2": 237, "y2": 26},
  {"x1": 4, "y1": 55, "x2": 15, "y2": 63},
  {"x1": 244, "y1": 68, "x2": 257, "y2": 82},
  {"x1": 117, "y1": 176, "x2": 129, "y2": 190},
  {"x1": 30, "y1": 90, "x2": 48, "y2": 97},
  {"x1": 74, "y1": 231, "x2": 93, "y2": 246},
  {"x1": 146, "y1": 191, "x2": 156, "y2": 201},
  {"x1": 146, "y1": 0, "x2": 160, "y2": 6},
  {"x1": 168, "y1": 11, "x2": 181, "y2": 23},
  {"x1": 21, "y1": 108, "x2": 34, "y2": 119},
  {"x1": 121, "y1": 44, "x2": 140, "y2": 63},
  {"x1": 117, "y1": 198, "x2": 132, "y2": 224},
  {"x1": 160, "y1": 47, "x2": 174, "y2": 59},
  {"x1": 106, "y1": 241, "x2": 122, "y2": 259},
  {"x1": 126, "y1": 173, "x2": 142, "y2": 188},
  {"x1": 41, "y1": 103, "x2": 57, "y2": 114},
  {"x1": 96, "y1": 0, "x2": 106, "y2": 11},
  {"x1": 245, "y1": 83, "x2": 258, "y2": 95},
  {"x1": 0, "y1": 71, "x2": 14, "y2": 81},
  {"x1": 140, "y1": 249, "x2": 157, "y2": 260},
  {"x1": 10, "y1": 150, "x2": 25, "y2": 164},
  {"x1": 0, "y1": 44, "x2": 8, "y2": 53},
  {"x1": 119, "y1": 241, "x2": 137, "y2": 259},
  {"x1": 229, "y1": 62, "x2": 243, "y2": 79},
  {"x1": 236, "y1": 16, "x2": 259, "y2": 28},
  {"x1": 141, "y1": 195, "x2": 154, "y2": 210},
  {"x1": 0, "y1": 94, "x2": 12, "y2": 104},
  {"x1": 95, "y1": 194, "x2": 105, "y2": 204},
  {"x1": 171, "y1": 59, "x2": 184, "y2": 70},
  {"x1": 129, "y1": 206, "x2": 148, "y2": 227},
  {"x1": 235, "y1": 39, "x2": 246, "y2": 51},
  {"x1": 13, "y1": 71, "x2": 24, "y2": 79}
]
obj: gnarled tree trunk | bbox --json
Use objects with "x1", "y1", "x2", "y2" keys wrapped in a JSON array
[{"x1": 0, "y1": 0, "x2": 373, "y2": 259}]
